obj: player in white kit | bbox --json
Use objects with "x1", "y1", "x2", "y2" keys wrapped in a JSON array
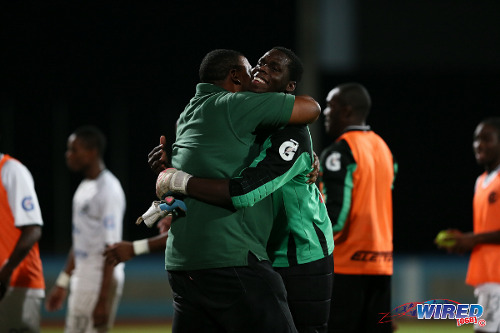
[
  {"x1": 0, "y1": 153, "x2": 45, "y2": 332},
  {"x1": 45, "y1": 126, "x2": 126, "y2": 333}
]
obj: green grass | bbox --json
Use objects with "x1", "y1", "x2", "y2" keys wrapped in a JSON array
[
  {"x1": 41, "y1": 322, "x2": 172, "y2": 333},
  {"x1": 396, "y1": 319, "x2": 474, "y2": 332},
  {"x1": 41, "y1": 319, "x2": 477, "y2": 333}
]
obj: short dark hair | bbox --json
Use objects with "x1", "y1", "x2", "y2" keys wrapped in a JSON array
[
  {"x1": 272, "y1": 46, "x2": 303, "y2": 84},
  {"x1": 199, "y1": 49, "x2": 245, "y2": 83},
  {"x1": 481, "y1": 117, "x2": 500, "y2": 138},
  {"x1": 73, "y1": 125, "x2": 107, "y2": 157},
  {"x1": 336, "y1": 83, "x2": 372, "y2": 117}
]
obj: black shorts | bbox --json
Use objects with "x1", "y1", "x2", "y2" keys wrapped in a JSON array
[
  {"x1": 274, "y1": 254, "x2": 334, "y2": 333},
  {"x1": 328, "y1": 274, "x2": 392, "y2": 333},
  {"x1": 168, "y1": 252, "x2": 297, "y2": 333}
]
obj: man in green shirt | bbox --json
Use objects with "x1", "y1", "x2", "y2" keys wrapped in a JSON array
[{"x1": 150, "y1": 49, "x2": 320, "y2": 333}]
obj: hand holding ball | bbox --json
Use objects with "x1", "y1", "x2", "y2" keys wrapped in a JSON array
[{"x1": 435, "y1": 230, "x2": 456, "y2": 248}]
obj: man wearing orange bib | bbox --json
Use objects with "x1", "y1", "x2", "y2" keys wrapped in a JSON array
[
  {"x1": 319, "y1": 83, "x2": 397, "y2": 333},
  {"x1": 0, "y1": 153, "x2": 45, "y2": 332},
  {"x1": 439, "y1": 117, "x2": 500, "y2": 333}
]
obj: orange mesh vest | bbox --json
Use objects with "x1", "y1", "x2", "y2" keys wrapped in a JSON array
[
  {"x1": 466, "y1": 171, "x2": 500, "y2": 286},
  {"x1": 333, "y1": 131, "x2": 394, "y2": 275},
  {"x1": 0, "y1": 154, "x2": 45, "y2": 289}
]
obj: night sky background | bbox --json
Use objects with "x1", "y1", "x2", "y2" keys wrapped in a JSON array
[{"x1": 2, "y1": 1, "x2": 500, "y2": 255}]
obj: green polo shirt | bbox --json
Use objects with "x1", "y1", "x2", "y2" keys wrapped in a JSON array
[{"x1": 167, "y1": 83, "x2": 295, "y2": 270}]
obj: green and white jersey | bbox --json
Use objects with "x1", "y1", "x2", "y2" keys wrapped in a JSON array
[
  {"x1": 230, "y1": 125, "x2": 334, "y2": 267},
  {"x1": 167, "y1": 83, "x2": 295, "y2": 271}
]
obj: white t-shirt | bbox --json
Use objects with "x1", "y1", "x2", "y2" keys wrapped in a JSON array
[
  {"x1": 71, "y1": 169, "x2": 126, "y2": 290},
  {"x1": 0, "y1": 154, "x2": 43, "y2": 228}
]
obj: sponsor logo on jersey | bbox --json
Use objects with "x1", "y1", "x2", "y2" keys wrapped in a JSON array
[
  {"x1": 489, "y1": 191, "x2": 497, "y2": 204},
  {"x1": 279, "y1": 139, "x2": 299, "y2": 161},
  {"x1": 104, "y1": 215, "x2": 115, "y2": 229},
  {"x1": 350, "y1": 250, "x2": 392, "y2": 262},
  {"x1": 326, "y1": 152, "x2": 341, "y2": 171},
  {"x1": 379, "y1": 299, "x2": 486, "y2": 328},
  {"x1": 73, "y1": 249, "x2": 88, "y2": 259},
  {"x1": 22, "y1": 196, "x2": 34, "y2": 211}
]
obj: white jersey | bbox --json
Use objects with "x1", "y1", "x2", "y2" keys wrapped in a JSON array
[
  {"x1": 0, "y1": 153, "x2": 43, "y2": 228},
  {"x1": 71, "y1": 169, "x2": 125, "y2": 290}
]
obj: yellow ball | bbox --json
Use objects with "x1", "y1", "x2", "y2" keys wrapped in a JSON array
[{"x1": 435, "y1": 230, "x2": 456, "y2": 247}]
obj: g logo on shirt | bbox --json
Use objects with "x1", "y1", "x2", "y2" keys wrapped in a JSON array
[
  {"x1": 279, "y1": 139, "x2": 299, "y2": 161},
  {"x1": 326, "y1": 152, "x2": 341, "y2": 172},
  {"x1": 22, "y1": 196, "x2": 34, "y2": 211}
]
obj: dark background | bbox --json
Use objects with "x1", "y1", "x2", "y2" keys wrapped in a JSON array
[{"x1": 1, "y1": 1, "x2": 499, "y2": 255}]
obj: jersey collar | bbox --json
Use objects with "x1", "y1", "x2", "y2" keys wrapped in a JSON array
[{"x1": 342, "y1": 125, "x2": 371, "y2": 134}]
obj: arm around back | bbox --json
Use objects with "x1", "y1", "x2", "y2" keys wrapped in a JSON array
[{"x1": 288, "y1": 95, "x2": 321, "y2": 124}]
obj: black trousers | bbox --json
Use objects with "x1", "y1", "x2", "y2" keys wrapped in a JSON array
[
  {"x1": 274, "y1": 254, "x2": 334, "y2": 333},
  {"x1": 328, "y1": 274, "x2": 392, "y2": 333},
  {"x1": 168, "y1": 252, "x2": 297, "y2": 333}
]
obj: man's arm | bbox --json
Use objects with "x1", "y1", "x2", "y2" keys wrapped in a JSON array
[
  {"x1": 160, "y1": 127, "x2": 314, "y2": 209},
  {"x1": 45, "y1": 248, "x2": 75, "y2": 311},
  {"x1": 187, "y1": 153, "x2": 319, "y2": 208},
  {"x1": 288, "y1": 95, "x2": 321, "y2": 124},
  {"x1": 93, "y1": 258, "x2": 114, "y2": 329},
  {"x1": 0, "y1": 225, "x2": 41, "y2": 300},
  {"x1": 104, "y1": 232, "x2": 169, "y2": 266},
  {"x1": 186, "y1": 179, "x2": 232, "y2": 208},
  {"x1": 439, "y1": 229, "x2": 500, "y2": 254},
  {"x1": 318, "y1": 140, "x2": 356, "y2": 235}
]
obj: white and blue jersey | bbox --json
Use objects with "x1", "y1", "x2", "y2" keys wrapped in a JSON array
[{"x1": 71, "y1": 169, "x2": 125, "y2": 290}]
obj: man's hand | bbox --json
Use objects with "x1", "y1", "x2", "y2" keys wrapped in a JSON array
[
  {"x1": 93, "y1": 297, "x2": 109, "y2": 330},
  {"x1": 148, "y1": 135, "x2": 170, "y2": 175},
  {"x1": 104, "y1": 242, "x2": 134, "y2": 266},
  {"x1": 157, "y1": 215, "x2": 173, "y2": 234},
  {"x1": 307, "y1": 151, "x2": 320, "y2": 184},
  {"x1": 440, "y1": 229, "x2": 476, "y2": 254},
  {"x1": 45, "y1": 286, "x2": 68, "y2": 312},
  {"x1": 136, "y1": 198, "x2": 187, "y2": 228}
]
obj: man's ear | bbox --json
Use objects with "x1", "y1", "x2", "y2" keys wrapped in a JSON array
[
  {"x1": 229, "y1": 68, "x2": 241, "y2": 85},
  {"x1": 342, "y1": 105, "x2": 354, "y2": 120},
  {"x1": 285, "y1": 81, "x2": 297, "y2": 93},
  {"x1": 89, "y1": 148, "x2": 100, "y2": 160}
]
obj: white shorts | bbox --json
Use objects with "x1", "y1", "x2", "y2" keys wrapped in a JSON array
[
  {"x1": 65, "y1": 269, "x2": 124, "y2": 333},
  {"x1": 0, "y1": 287, "x2": 42, "y2": 333},
  {"x1": 475, "y1": 283, "x2": 500, "y2": 333}
]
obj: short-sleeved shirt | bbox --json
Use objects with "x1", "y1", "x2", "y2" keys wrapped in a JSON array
[
  {"x1": 0, "y1": 153, "x2": 45, "y2": 295},
  {"x1": 229, "y1": 125, "x2": 334, "y2": 267},
  {"x1": 167, "y1": 83, "x2": 295, "y2": 271},
  {"x1": 72, "y1": 169, "x2": 126, "y2": 290}
]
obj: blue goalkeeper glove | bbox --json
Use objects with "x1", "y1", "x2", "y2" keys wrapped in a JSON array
[{"x1": 136, "y1": 197, "x2": 187, "y2": 228}]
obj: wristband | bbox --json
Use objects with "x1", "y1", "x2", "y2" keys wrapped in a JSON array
[
  {"x1": 170, "y1": 170, "x2": 193, "y2": 195},
  {"x1": 133, "y1": 239, "x2": 150, "y2": 256},
  {"x1": 55, "y1": 271, "x2": 70, "y2": 289}
]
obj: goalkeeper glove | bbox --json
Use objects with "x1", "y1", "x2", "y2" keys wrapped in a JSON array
[{"x1": 136, "y1": 197, "x2": 187, "y2": 228}]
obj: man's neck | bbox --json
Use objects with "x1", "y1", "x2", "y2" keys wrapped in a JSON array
[{"x1": 85, "y1": 161, "x2": 105, "y2": 180}]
